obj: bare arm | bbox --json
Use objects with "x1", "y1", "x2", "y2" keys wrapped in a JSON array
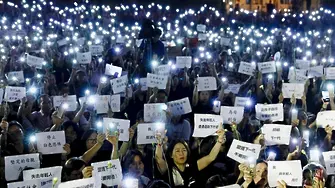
[
  {"x1": 192, "y1": 79, "x2": 199, "y2": 107},
  {"x1": 72, "y1": 103, "x2": 86, "y2": 123},
  {"x1": 81, "y1": 134, "x2": 105, "y2": 164},
  {"x1": 155, "y1": 133, "x2": 168, "y2": 175}
]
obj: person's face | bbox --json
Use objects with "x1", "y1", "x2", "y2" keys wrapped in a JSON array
[
  {"x1": 40, "y1": 96, "x2": 52, "y2": 114},
  {"x1": 65, "y1": 126, "x2": 77, "y2": 143},
  {"x1": 172, "y1": 116, "x2": 181, "y2": 124},
  {"x1": 60, "y1": 86, "x2": 70, "y2": 95},
  {"x1": 199, "y1": 91, "x2": 210, "y2": 104},
  {"x1": 172, "y1": 143, "x2": 188, "y2": 165},
  {"x1": 76, "y1": 72, "x2": 86, "y2": 83},
  {"x1": 153, "y1": 35, "x2": 160, "y2": 42},
  {"x1": 156, "y1": 93, "x2": 166, "y2": 103},
  {"x1": 172, "y1": 76, "x2": 179, "y2": 86},
  {"x1": 8, "y1": 125, "x2": 24, "y2": 142},
  {"x1": 68, "y1": 165, "x2": 85, "y2": 181},
  {"x1": 86, "y1": 132, "x2": 97, "y2": 150},
  {"x1": 254, "y1": 162, "x2": 268, "y2": 183},
  {"x1": 128, "y1": 155, "x2": 144, "y2": 178}
]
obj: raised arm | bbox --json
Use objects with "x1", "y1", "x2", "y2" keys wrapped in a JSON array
[
  {"x1": 197, "y1": 126, "x2": 225, "y2": 171},
  {"x1": 155, "y1": 132, "x2": 168, "y2": 175},
  {"x1": 72, "y1": 102, "x2": 87, "y2": 123},
  {"x1": 81, "y1": 133, "x2": 105, "y2": 164},
  {"x1": 192, "y1": 79, "x2": 199, "y2": 107}
]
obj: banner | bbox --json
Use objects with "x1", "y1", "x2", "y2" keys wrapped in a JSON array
[
  {"x1": 5, "y1": 153, "x2": 40, "y2": 181},
  {"x1": 92, "y1": 160, "x2": 122, "y2": 187},
  {"x1": 227, "y1": 139, "x2": 261, "y2": 164},
  {"x1": 102, "y1": 118, "x2": 130, "y2": 142},
  {"x1": 197, "y1": 77, "x2": 217, "y2": 91},
  {"x1": 220, "y1": 106, "x2": 244, "y2": 124},
  {"x1": 193, "y1": 114, "x2": 223, "y2": 137},
  {"x1": 144, "y1": 103, "x2": 167, "y2": 123},
  {"x1": 167, "y1": 97, "x2": 192, "y2": 116},
  {"x1": 262, "y1": 124, "x2": 292, "y2": 145},
  {"x1": 36, "y1": 131, "x2": 66, "y2": 154},
  {"x1": 255, "y1": 103, "x2": 284, "y2": 121},
  {"x1": 268, "y1": 160, "x2": 302, "y2": 187},
  {"x1": 4, "y1": 86, "x2": 26, "y2": 102}
]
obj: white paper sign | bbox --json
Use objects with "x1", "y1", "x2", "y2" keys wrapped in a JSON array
[
  {"x1": 57, "y1": 38, "x2": 68, "y2": 46},
  {"x1": 23, "y1": 166, "x2": 62, "y2": 187},
  {"x1": 268, "y1": 160, "x2": 302, "y2": 187},
  {"x1": 140, "y1": 78, "x2": 147, "y2": 91},
  {"x1": 258, "y1": 61, "x2": 276, "y2": 74},
  {"x1": 53, "y1": 95, "x2": 77, "y2": 111},
  {"x1": 176, "y1": 56, "x2": 192, "y2": 68},
  {"x1": 137, "y1": 123, "x2": 166, "y2": 144},
  {"x1": 322, "y1": 151, "x2": 335, "y2": 175},
  {"x1": 0, "y1": 88, "x2": 4, "y2": 104},
  {"x1": 193, "y1": 114, "x2": 223, "y2": 137},
  {"x1": 76, "y1": 37, "x2": 86, "y2": 46},
  {"x1": 238, "y1": 62, "x2": 256, "y2": 76},
  {"x1": 36, "y1": 131, "x2": 66, "y2": 154},
  {"x1": 220, "y1": 106, "x2": 244, "y2": 124},
  {"x1": 196, "y1": 24, "x2": 206, "y2": 32},
  {"x1": 27, "y1": 54, "x2": 45, "y2": 69},
  {"x1": 8, "y1": 179, "x2": 42, "y2": 188},
  {"x1": 296, "y1": 59, "x2": 310, "y2": 70},
  {"x1": 147, "y1": 73, "x2": 168, "y2": 89},
  {"x1": 167, "y1": 97, "x2": 192, "y2": 116},
  {"x1": 255, "y1": 103, "x2": 284, "y2": 121},
  {"x1": 92, "y1": 159, "x2": 122, "y2": 187},
  {"x1": 59, "y1": 177, "x2": 100, "y2": 188},
  {"x1": 316, "y1": 111, "x2": 335, "y2": 129},
  {"x1": 93, "y1": 95, "x2": 110, "y2": 114},
  {"x1": 76, "y1": 52, "x2": 92, "y2": 64},
  {"x1": 111, "y1": 75, "x2": 128, "y2": 94},
  {"x1": 289, "y1": 69, "x2": 308, "y2": 83},
  {"x1": 325, "y1": 67, "x2": 335, "y2": 80},
  {"x1": 262, "y1": 124, "x2": 292, "y2": 145},
  {"x1": 102, "y1": 118, "x2": 130, "y2": 142},
  {"x1": 116, "y1": 36, "x2": 125, "y2": 44},
  {"x1": 155, "y1": 65, "x2": 170, "y2": 76},
  {"x1": 8, "y1": 71, "x2": 25, "y2": 83},
  {"x1": 282, "y1": 83, "x2": 305, "y2": 99},
  {"x1": 227, "y1": 139, "x2": 261, "y2": 164},
  {"x1": 234, "y1": 97, "x2": 249, "y2": 107},
  {"x1": 110, "y1": 94, "x2": 120, "y2": 112},
  {"x1": 220, "y1": 37, "x2": 230, "y2": 46},
  {"x1": 308, "y1": 66, "x2": 323, "y2": 78},
  {"x1": 322, "y1": 91, "x2": 330, "y2": 99},
  {"x1": 198, "y1": 33, "x2": 207, "y2": 41},
  {"x1": 5, "y1": 153, "x2": 40, "y2": 181},
  {"x1": 224, "y1": 84, "x2": 241, "y2": 94},
  {"x1": 105, "y1": 64, "x2": 122, "y2": 77},
  {"x1": 89, "y1": 45, "x2": 104, "y2": 56},
  {"x1": 197, "y1": 77, "x2": 217, "y2": 91},
  {"x1": 144, "y1": 103, "x2": 167, "y2": 123},
  {"x1": 136, "y1": 39, "x2": 143, "y2": 47},
  {"x1": 4, "y1": 86, "x2": 26, "y2": 102}
]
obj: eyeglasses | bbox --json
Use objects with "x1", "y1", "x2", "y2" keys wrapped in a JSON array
[{"x1": 87, "y1": 138, "x2": 97, "y2": 143}]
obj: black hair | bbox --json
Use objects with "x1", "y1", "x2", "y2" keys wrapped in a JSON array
[
  {"x1": 63, "y1": 157, "x2": 86, "y2": 176},
  {"x1": 157, "y1": 89, "x2": 167, "y2": 96},
  {"x1": 154, "y1": 28, "x2": 162, "y2": 37},
  {"x1": 146, "y1": 180, "x2": 171, "y2": 188},
  {"x1": 205, "y1": 175, "x2": 228, "y2": 188},
  {"x1": 167, "y1": 139, "x2": 191, "y2": 163},
  {"x1": 121, "y1": 150, "x2": 144, "y2": 174},
  {"x1": 63, "y1": 121, "x2": 82, "y2": 138},
  {"x1": 81, "y1": 129, "x2": 98, "y2": 150},
  {"x1": 136, "y1": 110, "x2": 144, "y2": 121},
  {"x1": 8, "y1": 121, "x2": 24, "y2": 131}
]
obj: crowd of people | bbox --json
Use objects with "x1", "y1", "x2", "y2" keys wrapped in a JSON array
[{"x1": 1, "y1": 0, "x2": 335, "y2": 188}]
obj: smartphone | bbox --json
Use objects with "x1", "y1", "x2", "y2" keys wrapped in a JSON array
[
  {"x1": 108, "y1": 123, "x2": 119, "y2": 136},
  {"x1": 213, "y1": 100, "x2": 221, "y2": 114}
]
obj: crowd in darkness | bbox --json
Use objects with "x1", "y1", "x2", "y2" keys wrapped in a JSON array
[{"x1": 1, "y1": 0, "x2": 335, "y2": 188}]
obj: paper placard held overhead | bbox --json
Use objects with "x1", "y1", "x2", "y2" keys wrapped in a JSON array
[
  {"x1": 105, "y1": 64, "x2": 122, "y2": 77},
  {"x1": 325, "y1": 67, "x2": 335, "y2": 80},
  {"x1": 322, "y1": 151, "x2": 335, "y2": 175},
  {"x1": 76, "y1": 37, "x2": 86, "y2": 46},
  {"x1": 110, "y1": 94, "x2": 120, "y2": 112},
  {"x1": 308, "y1": 66, "x2": 323, "y2": 78},
  {"x1": 196, "y1": 24, "x2": 206, "y2": 32},
  {"x1": 193, "y1": 114, "x2": 223, "y2": 137},
  {"x1": 219, "y1": 184, "x2": 240, "y2": 188},
  {"x1": 89, "y1": 45, "x2": 104, "y2": 56},
  {"x1": 111, "y1": 75, "x2": 128, "y2": 94},
  {"x1": 147, "y1": 73, "x2": 168, "y2": 89},
  {"x1": 93, "y1": 95, "x2": 110, "y2": 114},
  {"x1": 220, "y1": 37, "x2": 230, "y2": 46},
  {"x1": 4, "y1": 86, "x2": 26, "y2": 102},
  {"x1": 140, "y1": 78, "x2": 147, "y2": 91},
  {"x1": 258, "y1": 61, "x2": 276, "y2": 74},
  {"x1": 155, "y1": 65, "x2": 170, "y2": 76},
  {"x1": 295, "y1": 59, "x2": 311, "y2": 70},
  {"x1": 255, "y1": 103, "x2": 284, "y2": 122},
  {"x1": 144, "y1": 103, "x2": 167, "y2": 123},
  {"x1": 53, "y1": 95, "x2": 77, "y2": 111},
  {"x1": 26, "y1": 54, "x2": 45, "y2": 69},
  {"x1": 198, "y1": 33, "x2": 207, "y2": 41},
  {"x1": 58, "y1": 177, "x2": 100, "y2": 188},
  {"x1": 267, "y1": 160, "x2": 302, "y2": 187},
  {"x1": 57, "y1": 38, "x2": 69, "y2": 46},
  {"x1": 220, "y1": 106, "x2": 244, "y2": 124},
  {"x1": 102, "y1": 118, "x2": 130, "y2": 142},
  {"x1": 92, "y1": 159, "x2": 123, "y2": 187},
  {"x1": 8, "y1": 71, "x2": 25, "y2": 83},
  {"x1": 167, "y1": 97, "x2": 192, "y2": 116},
  {"x1": 282, "y1": 83, "x2": 305, "y2": 99},
  {"x1": 137, "y1": 123, "x2": 166, "y2": 144},
  {"x1": 7, "y1": 179, "x2": 46, "y2": 188},
  {"x1": 224, "y1": 84, "x2": 241, "y2": 94},
  {"x1": 238, "y1": 62, "x2": 256, "y2": 76},
  {"x1": 316, "y1": 111, "x2": 335, "y2": 129},
  {"x1": 5, "y1": 153, "x2": 40, "y2": 181},
  {"x1": 35, "y1": 131, "x2": 66, "y2": 154},
  {"x1": 227, "y1": 139, "x2": 261, "y2": 164},
  {"x1": 262, "y1": 124, "x2": 292, "y2": 145},
  {"x1": 234, "y1": 97, "x2": 250, "y2": 107},
  {"x1": 197, "y1": 77, "x2": 217, "y2": 91},
  {"x1": 76, "y1": 52, "x2": 92, "y2": 64},
  {"x1": 176, "y1": 56, "x2": 192, "y2": 68},
  {"x1": 23, "y1": 166, "x2": 62, "y2": 187}
]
